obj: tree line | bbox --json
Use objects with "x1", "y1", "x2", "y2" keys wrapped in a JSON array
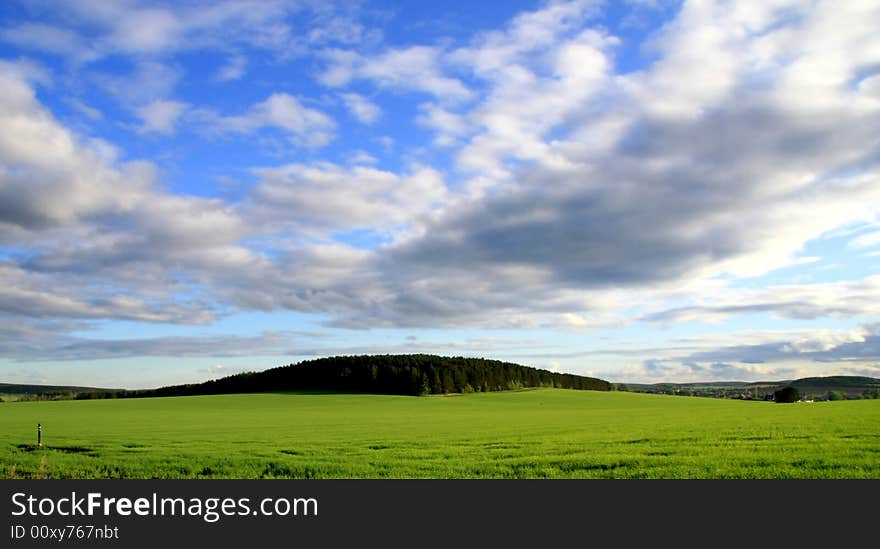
[{"x1": 75, "y1": 354, "x2": 611, "y2": 399}]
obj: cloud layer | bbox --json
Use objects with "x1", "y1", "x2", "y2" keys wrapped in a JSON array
[{"x1": 1, "y1": 0, "x2": 879, "y2": 384}]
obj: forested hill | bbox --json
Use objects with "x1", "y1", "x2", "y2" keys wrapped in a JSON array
[
  {"x1": 0, "y1": 383, "x2": 119, "y2": 395},
  {"x1": 0, "y1": 383, "x2": 120, "y2": 401},
  {"x1": 113, "y1": 355, "x2": 612, "y2": 398}
]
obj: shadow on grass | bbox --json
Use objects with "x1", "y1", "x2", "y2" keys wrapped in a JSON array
[{"x1": 16, "y1": 443, "x2": 95, "y2": 454}]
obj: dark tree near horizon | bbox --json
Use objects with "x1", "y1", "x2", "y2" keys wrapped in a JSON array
[{"x1": 774, "y1": 386, "x2": 801, "y2": 403}]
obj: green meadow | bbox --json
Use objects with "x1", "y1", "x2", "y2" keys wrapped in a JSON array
[{"x1": 1, "y1": 389, "x2": 878, "y2": 479}]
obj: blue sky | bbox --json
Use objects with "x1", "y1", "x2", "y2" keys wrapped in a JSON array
[{"x1": 1, "y1": 0, "x2": 879, "y2": 389}]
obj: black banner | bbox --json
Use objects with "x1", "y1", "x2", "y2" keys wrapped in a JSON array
[{"x1": 1, "y1": 480, "x2": 875, "y2": 547}]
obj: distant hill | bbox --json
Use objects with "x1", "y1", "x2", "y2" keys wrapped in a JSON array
[
  {"x1": 788, "y1": 376, "x2": 880, "y2": 389},
  {"x1": 624, "y1": 375, "x2": 880, "y2": 400},
  {"x1": 0, "y1": 383, "x2": 122, "y2": 401},
  {"x1": 99, "y1": 354, "x2": 612, "y2": 399}
]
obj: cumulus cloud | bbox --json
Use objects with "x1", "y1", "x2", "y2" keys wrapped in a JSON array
[
  {"x1": 319, "y1": 46, "x2": 473, "y2": 102},
  {"x1": 136, "y1": 99, "x2": 188, "y2": 134},
  {"x1": 0, "y1": 64, "x2": 151, "y2": 232},
  {"x1": 215, "y1": 54, "x2": 247, "y2": 82},
  {"x1": 0, "y1": 264, "x2": 211, "y2": 324},
  {"x1": 448, "y1": 0, "x2": 599, "y2": 75},
  {"x1": 441, "y1": 2, "x2": 613, "y2": 178},
  {"x1": 0, "y1": 23, "x2": 91, "y2": 59},
  {"x1": 44, "y1": 0, "x2": 877, "y2": 334},
  {"x1": 65, "y1": 97, "x2": 103, "y2": 120},
  {"x1": 335, "y1": 0, "x2": 880, "y2": 328},
  {"x1": 93, "y1": 60, "x2": 182, "y2": 106},
  {"x1": 2, "y1": 1, "x2": 309, "y2": 60},
  {"x1": 247, "y1": 162, "x2": 446, "y2": 233},
  {"x1": 340, "y1": 92, "x2": 381, "y2": 124},
  {"x1": 106, "y1": 6, "x2": 183, "y2": 54},
  {"x1": 197, "y1": 93, "x2": 336, "y2": 147},
  {"x1": 417, "y1": 102, "x2": 469, "y2": 147},
  {"x1": 347, "y1": 150, "x2": 378, "y2": 165},
  {"x1": 0, "y1": 64, "x2": 255, "y2": 327}
]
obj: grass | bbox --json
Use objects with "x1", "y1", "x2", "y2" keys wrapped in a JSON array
[{"x1": 1, "y1": 389, "x2": 878, "y2": 478}]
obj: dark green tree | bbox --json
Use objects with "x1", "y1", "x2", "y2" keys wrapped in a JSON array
[{"x1": 773, "y1": 386, "x2": 801, "y2": 403}]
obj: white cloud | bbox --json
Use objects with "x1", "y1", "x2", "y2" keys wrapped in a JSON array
[
  {"x1": 2, "y1": 1, "x2": 311, "y2": 61},
  {"x1": 417, "y1": 102, "x2": 469, "y2": 147},
  {"x1": 0, "y1": 65, "x2": 256, "y2": 326},
  {"x1": 248, "y1": 162, "x2": 446, "y2": 233},
  {"x1": 276, "y1": 0, "x2": 880, "y2": 331},
  {"x1": 849, "y1": 231, "x2": 880, "y2": 249},
  {"x1": 361, "y1": 46, "x2": 473, "y2": 101},
  {"x1": 93, "y1": 61, "x2": 182, "y2": 106},
  {"x1": 859, "y1": 74, "x2": 880, "y2": 103},
  {"x1": 0, "y1": 265, "x2": 211, "y2": 324},
  {"x1": 199, "y1": 93, "x2": 336, "y2": 148},
  {"x1": 397, "y1": 1, "x2": 616, "y2": 183},
  {"x1": 455, "y1": 29, "x2": 613, "y2": 177},
  {"x1": 320, "y1": 46, "x2": 473, "y2": 102},
  {"x1": 215, "y1": 54, "x2": 247, "y2": 82},
  {"x1": 448, "y1": 0, "x2": 598, "y2": 74},
  {"x1": 769, "y1": 1, "x2": 880, "y2": 112},
  {"x1": 376, "y1": 136, "x2": 394, "y2": 151},
  {"x1": 0, "y1": 64, "x2": 150, "y2": 230},
  {"x1": 0, "y1": 23, "x2": 91, "y2": 59},
  {"x1": 136, "y1": 99, "x2": 188, "y2": 134},
  {"x1": 106, "y1": 7, "x2": 183, "y2": 54},
  {"x1": 65, "y1": 97, "x2": 102, "y2": 120},
  {"x1": 619, "y1": 1, "x2": 740, "y2": 119},
  {"x1": 317, "y1": 48, "x2": 361, "y2": 86},
  {"x1": 340, "y1": 92, "x2": 381, "y2": 124},
  {"x1": 347, "y1": 150, "x2": 378, "y2": 165},
  {"x1": 0, "y1": 58, "x2": 51, "y2": 87},
  {"x1": 307, "y1": 15, "x2": 378, "y2": 46}
]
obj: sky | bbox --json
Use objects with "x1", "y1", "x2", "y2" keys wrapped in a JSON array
[{"x1": 0, "y1": 0, "x2": 879, "y2": 389}]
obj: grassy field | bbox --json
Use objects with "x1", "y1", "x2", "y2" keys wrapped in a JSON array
[{"x1": 1, "y1": 389, "x2": 878, "y2": 479}]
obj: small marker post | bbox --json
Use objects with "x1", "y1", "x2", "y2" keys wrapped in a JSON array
[{"x1": 37, "y1": 423, "x2": 42, "y2": 448}]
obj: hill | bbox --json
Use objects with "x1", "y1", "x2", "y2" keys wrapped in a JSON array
[
  {"x1": 91, "y1": 354, "x2": 611, "y2": 399},
  {"x1": 788, "y1": 376, "x2": 880, "y2": 389},
  {"x1": 0, "y1": 383, "x2": 121, "y2": 402}
]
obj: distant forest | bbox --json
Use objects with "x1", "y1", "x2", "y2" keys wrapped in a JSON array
[{"x1": 80, "y1": 354, "x2": 612, "y2": 398}]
